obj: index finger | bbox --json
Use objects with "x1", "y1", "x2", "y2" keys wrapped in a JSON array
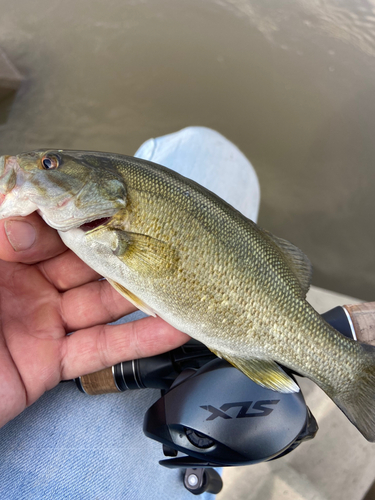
[
  {"x1": 61, "y1": 316, "x2": 190, "y2": 380},
  {"x1": 0, "y1": 212, "x2": 67, "y2": 263}
]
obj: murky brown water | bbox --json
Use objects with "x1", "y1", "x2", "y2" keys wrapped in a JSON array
[{"x1": 0, "y1": 0, "x2": 375, "y2": 299}]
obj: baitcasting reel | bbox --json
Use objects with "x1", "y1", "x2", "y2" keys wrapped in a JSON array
[{"x1": 75, "y1": 305, "x2": 356, "y2": 495}]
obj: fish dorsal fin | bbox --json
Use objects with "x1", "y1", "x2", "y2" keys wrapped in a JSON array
[
  {"x1": 106, "y1": 278, "x2": 157, "y2": 317},
  {"x1": 210, "y1": 348, "x2": 300, "y2": 393},
  {"x1": 263, "y1": 229, "x2": 313, "y2": 297}
]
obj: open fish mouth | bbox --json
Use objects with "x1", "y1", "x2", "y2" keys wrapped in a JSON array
[{"x1": 79, "y1": 216, "x2": 112, "y2": 232}]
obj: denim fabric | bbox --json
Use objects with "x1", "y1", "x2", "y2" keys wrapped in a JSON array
[{"x1": 0, "y1": 127, "x2": 259, "y2": 499}]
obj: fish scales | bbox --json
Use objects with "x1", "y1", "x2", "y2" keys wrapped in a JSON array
[
  {"x1": 116, "y1": 159, "x2": 349, "y2": 372},
  {"x1": 0, "y1": 150, "x2": 375, "y2": 441},
  {"x1": 117, "y1": 161, "x2": 299, "y2": 343}
]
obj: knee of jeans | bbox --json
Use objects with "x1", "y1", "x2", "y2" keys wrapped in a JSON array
[
  {"x1": 176, "y1": 126, "x2": 228, "y2": 143},
  {"x1": 135, "y1": 127, "x2": 221, "y2": 161}
]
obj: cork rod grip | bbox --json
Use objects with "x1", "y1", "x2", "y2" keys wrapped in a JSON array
[
  {"x1": 343, "y1": 302, "x2": 375, "y2": 345},
  {"x1": 79, "y1": 367, "x2": 121, "y2": 395}
]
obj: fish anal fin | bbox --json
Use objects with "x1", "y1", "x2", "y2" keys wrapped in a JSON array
[
  {"x1": 106, "y1": 278, "x2": 157, "y2": 317},
  {"x1": 263, "y1": 229, "x2": 313, "y2": 297},
  {"x1": 215, "y1": 350, "x2": 299, "y2": 393}
]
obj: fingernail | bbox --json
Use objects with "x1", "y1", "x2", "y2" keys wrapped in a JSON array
[{"x1": 5, "y1": 220, "x2": 36, "y2": 251}]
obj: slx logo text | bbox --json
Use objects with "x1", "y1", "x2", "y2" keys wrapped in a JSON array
[{"x1": 200, "y1": 400, "x2": 280, "y2": 420}]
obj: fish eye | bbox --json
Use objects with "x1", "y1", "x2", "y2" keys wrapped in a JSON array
[{"x1": 41, "y1": 155, "x2": 59, "y2": 170}]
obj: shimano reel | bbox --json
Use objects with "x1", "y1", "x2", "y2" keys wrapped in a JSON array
[{"x1": 75, "y1": 305, "x2": 355, "y2": 495}]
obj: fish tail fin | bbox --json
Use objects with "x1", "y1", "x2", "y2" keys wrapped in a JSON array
[{"x1": 331, "y1": 343, "x2": 375, "y2": 442}]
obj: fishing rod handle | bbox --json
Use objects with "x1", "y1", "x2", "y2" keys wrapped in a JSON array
[
  {"x1": 76, "y1": 341, "x2": 216, "y2": 395},
  {"x1": 77, "y1": 366, "x2": 119, "y2": 395},
  {"x1": 343, "y1": 302, "x2": 375, "y2": 345}
]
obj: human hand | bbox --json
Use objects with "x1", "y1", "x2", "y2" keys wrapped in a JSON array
[{"x1": 0, "y1": 214, "x2": 189, "y2": 428}]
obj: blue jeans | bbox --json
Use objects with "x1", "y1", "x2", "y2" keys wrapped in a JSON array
[{"x1": 0, "y1": 127, "x2": 260, "y2": 499}]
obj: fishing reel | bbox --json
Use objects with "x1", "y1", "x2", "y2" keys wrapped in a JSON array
[
  {"x1": 144, "y1": 357, "x2": 318, "y2": 495},
  {"x1": 75, "y1": 341, "x2": 317, "y2": 495},
  {"x1": 75, "y1": 305, "x2": 354, "y2": 495}
]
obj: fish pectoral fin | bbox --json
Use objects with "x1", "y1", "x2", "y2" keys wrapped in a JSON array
[
  {"x1": 112, "y1": 230, "x2": 178, "y2": 276},
  {"x1": 216, "y1": 351, "x2": 300, "y2": 393},
  {"x1": 262, "y1": 229, "x2": 313, "y2": 297},
  {"x1": 106, "y1": 278, "x2": 157, "y2": 317}
]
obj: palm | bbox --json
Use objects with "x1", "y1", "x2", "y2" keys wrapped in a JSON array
[
  {"x1": 0, "y1": 222, "x2": 188, "y2": 428},
  {"x1": 0, "y1": 259, "x2": 66, "y2": 421}
]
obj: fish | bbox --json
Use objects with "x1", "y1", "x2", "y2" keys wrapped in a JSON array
[{"x1": 1, "y1": 149, "x2": 375, "y2": 441}]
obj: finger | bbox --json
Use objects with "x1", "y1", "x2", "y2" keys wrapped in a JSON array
[
  {"x1": 0, "y1": 213, "x2": 66, "y2": 263},
  {"x1": 60, "y1": 279, "x2": 137, "y2": 331},
  {"x1": 38, "y1": 249, "x2": 101, "y2": 292},
  {"x1": 60, "y1": 316, "x2": 190, "y2": 379}
]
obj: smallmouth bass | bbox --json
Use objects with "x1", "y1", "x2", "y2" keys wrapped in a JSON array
[{"x1": 1, "y1": 149, "x2": 375, "y2": 441}]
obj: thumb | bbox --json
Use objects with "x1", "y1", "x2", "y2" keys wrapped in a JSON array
[{"x1": 0, "y1": 213, "x2": 67, "y2": 263}]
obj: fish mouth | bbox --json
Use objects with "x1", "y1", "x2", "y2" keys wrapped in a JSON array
[{"x1": 78, "y1": 216, "x2": 112, "y2": 232}]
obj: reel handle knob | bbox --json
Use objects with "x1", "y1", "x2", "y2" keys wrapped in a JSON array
[{"x1": 183, "y1": 468, "x2": 223, "y2": 495}]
